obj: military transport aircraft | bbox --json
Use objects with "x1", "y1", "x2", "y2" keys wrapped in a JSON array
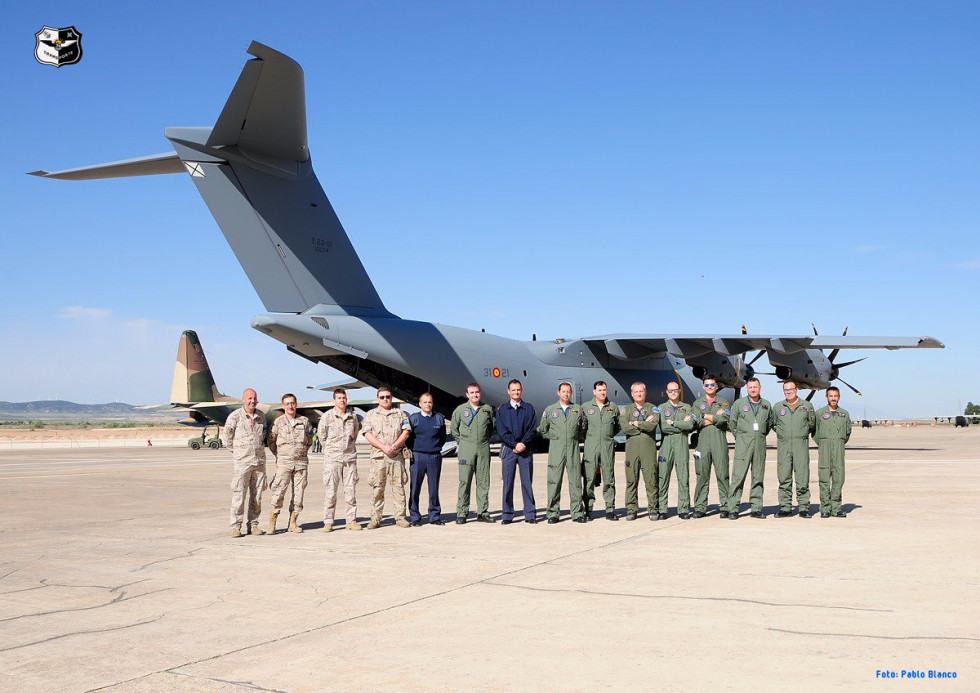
[
  {"x1": 139, "y1": 329, "x2": 340, "y2": 427},
  {"x1": 32, "y1": 42, "x2": 943, "y2": 418}
]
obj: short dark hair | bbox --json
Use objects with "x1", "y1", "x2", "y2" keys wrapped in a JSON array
[
  {"x1": 377, "y1": 385, "x2": 392, "y2": 396},
  {"x1": 558, "y1": 382, "x2": 572, "y2": 392},
  {"x1": 826, "y1": 386, "x2": 841, "y2": 395},
  {"x1": 746, "y1": 377, "x2": 760, "y2": 385},
  {"x1": 593, "y1": 380, "x2": 606, "y2": 389},
  {"x1": 507, "y1": 379, "x2": 522, "y2": 389},
  {"x1": 702, "y1": 374, "x2": 718, "y2": 383},
  {"x1": 333, "y1": 388, "x2": 346, "y2": 397},
  {"x1": 465, "y1": 382, "x2": 480, "y2": 391},
  {"x1": 281, "y1": 393, "x2": 296, "y2": 403}
]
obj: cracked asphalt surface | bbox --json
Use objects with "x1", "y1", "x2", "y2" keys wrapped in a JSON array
[{"x1": 1, "y1": 426, "x2": 978, "y2": 691}]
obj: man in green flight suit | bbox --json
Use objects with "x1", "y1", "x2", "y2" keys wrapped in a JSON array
[
  {"x1": 691, "y1": 375, "x2": 731, "y2": 519},
  {"x1": 813, "y1": 386, "x2": 852, "y2": 518},
  {"x1": 727, "y1": 377, "x2": 773, "y2": 519},
  {"x1": 657, "y1": 381, "x2": 695, "y2": 519},
  {"x1": 618, "y1": 382, "x2": 661, "y2": 521},
  {"x1": 581, "y1": 381, "x2": 621, "y2": 521},
  {"x1": 538, "y1": 383, "x2": 586, "y2": 524},
  {"x1": 771, "y1": 381, "x2": 816, "y2": 518},
  {"x1": 451, "y1": 382, "x2": 496, "y2": 524}
]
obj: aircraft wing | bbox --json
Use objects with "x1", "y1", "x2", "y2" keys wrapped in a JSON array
[{"x1": 581, "y1": 334, "x2": 943, "y2": 359}]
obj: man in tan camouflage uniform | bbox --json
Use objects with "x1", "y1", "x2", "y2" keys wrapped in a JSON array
[
  {"x1": 221, "y1": 388, "x2": 268, "y2": 537},
  {"x1": 361, "y1": 386, "x2": 411, "y2": 529},
  {"x1": 317, "y1": 388, "x2": 362, "y2": 532},
  {"x1": 266, "y1": 393, "x2": 313, "y2": 534}
]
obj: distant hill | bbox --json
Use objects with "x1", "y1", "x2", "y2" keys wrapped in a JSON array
[{"x1": 0, "y1": 401, "x2": 176, "y2": 422}]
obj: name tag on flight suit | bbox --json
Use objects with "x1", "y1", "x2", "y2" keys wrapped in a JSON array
[{"x1": 753, "y1": 422, "x2": 759, "y2": 431}]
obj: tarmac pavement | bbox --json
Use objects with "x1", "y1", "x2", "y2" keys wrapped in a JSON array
[{"x1": 1, "y1": 426, "x2": 978, "y2": 691}]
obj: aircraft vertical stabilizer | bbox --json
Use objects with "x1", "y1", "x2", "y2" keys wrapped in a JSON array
[
  {"x1": 170, "y1": 330, "x2": 224, "y2": 404},
  {"x1": 30, "y1": 42, "x2": 391, "y2": 318}
]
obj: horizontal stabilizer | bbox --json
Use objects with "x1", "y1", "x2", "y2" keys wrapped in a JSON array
[
  {"x1": 29, "y1": 152, "x2": 183, "y2": 180},
  {"x1": 310, "y1": 377, "x2": 372, "y2": 391}
]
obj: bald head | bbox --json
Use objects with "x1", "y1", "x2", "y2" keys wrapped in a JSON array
[{"x1": 242, "y1": 389, "x2": 257, "y2": 414}]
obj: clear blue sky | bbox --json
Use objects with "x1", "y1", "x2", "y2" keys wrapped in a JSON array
[{"x1": 1, "y1": 1, "x2": 977, "y2": 418}]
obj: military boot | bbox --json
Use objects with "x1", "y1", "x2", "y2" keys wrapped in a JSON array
[
  {"x1": 288, "y1": 512, "x2": 303, "y2": 533},
  {"x1": 346, "y1": 520, "x2": 362, "y2": 531},
  {"x1": 395, "y1": 518, "x2": 411, "y2": 528},
  {"x1": 366, "y1": 519, "x2": 381, "y2": 530},
  {"x1": 251, "y1": 524, "x2": 266, "y2": 535},
  {"x1": 230, "y1": 527, "x2": 242, "y2": 538},
  {"x1": 268, "y1": 512, "x2": 279, "y2": 535}
]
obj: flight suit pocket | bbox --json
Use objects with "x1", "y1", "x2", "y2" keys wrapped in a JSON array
[
  {"x1": 230, "y1": 469, "x2": 245, "y2": 492},
  {"x1": 367, "y1": 465, "x2": 380, "y2": 487}
]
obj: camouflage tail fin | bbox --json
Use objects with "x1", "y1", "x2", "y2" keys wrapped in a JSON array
[{"x1": 170, "y1": 331, "x2": 224, "y2": 404}]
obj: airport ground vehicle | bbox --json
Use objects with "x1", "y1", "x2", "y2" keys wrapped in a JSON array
[{"x1": 188, "y1": 425, "x2": 222, "y2": 450}]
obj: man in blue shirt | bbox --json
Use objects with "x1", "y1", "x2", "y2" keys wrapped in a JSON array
[
  {"x1": 408, "y1": 393, "x2": 447, "y2": 526},
  {"x1": 495, "y1": 379, "x2": 538, "y2": 524}
]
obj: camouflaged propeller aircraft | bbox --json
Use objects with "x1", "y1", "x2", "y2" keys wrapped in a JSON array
[
  {"x1": 139, "y1": 329, "x2": 341, "y2": 428},
  {"x1": 33, "y1": 42, "x2": 943, "y2": 417}
]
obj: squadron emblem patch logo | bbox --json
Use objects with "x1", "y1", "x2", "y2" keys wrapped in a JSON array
[
  {"x1": 35, "y1": 26, "x2": 83, "y2": 68},
  {"x1": 779, "y1": 408, "x2": 787, "y2": 416},
  {"x1": 823, "y1": 412, "x2": 831, "y2": 419},
  {"x1": 587, "y1": 408, "x2": 595, "y2": 415},
  {"x1": 462, "y1": 410, "x2": 471, "y2": 418},
  {"x1": 551, "y1": 411, "x2": 559, "y2": 418},
  {"x1": 742, "y1": 405, "x2": 750, "y2": 412}
]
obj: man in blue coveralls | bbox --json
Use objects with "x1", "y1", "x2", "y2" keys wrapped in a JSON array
[
  {"x1": 408, "y1": 393, "x2": 447, "y2": 526},
  {"x1": 495, "y1": 379, "x2": 538, "y2": 524}
]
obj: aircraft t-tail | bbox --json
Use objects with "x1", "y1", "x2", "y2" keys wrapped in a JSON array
[{"x1": 33, "y1": 42, "x2": 944, "y2": 416}]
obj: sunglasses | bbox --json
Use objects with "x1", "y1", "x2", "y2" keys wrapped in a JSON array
[{"x1": 378, "y1": 395, "x2": 392, "y2": 400}]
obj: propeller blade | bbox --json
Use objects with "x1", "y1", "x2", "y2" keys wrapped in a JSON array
[
  {"x1": 748, "y1": 350, "x2": 766, "y2": 366},
  {"x1": 827, "y1": 327, "x2": 848, "y2": 363},
  {"x1": 834, "y1": 357, "x2": 867, "y2": 369},
  {"x1": 806, "y1": 390, "x2": 817, "y2": 401},
  {"x1": 811, "y1": 322, "x2": 818, "y2": 336},
  {"x1": 741, "y1": 324, "x2": 747, "y2": 335},
  {"x1": 836, "y1": 377, "x2": 863, "y2": 397}
]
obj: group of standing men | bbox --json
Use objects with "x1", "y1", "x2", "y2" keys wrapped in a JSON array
[{"x1": 221, "y1": 374, "x2": 852, "y2": 536}]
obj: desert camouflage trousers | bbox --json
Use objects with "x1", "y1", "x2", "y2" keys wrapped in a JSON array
[
  {"x1": 323, "y1": 459, "x2": 359, "y2": 524},
  {"x1": 369, "y1": 457, "x2": 408, "y2": 522},
  {"x1": 230, "y1": 464, "x2": 266, "y2": 528},
  {"x1": 269, "y1": 465, "x2": 308, "y2": 514}
]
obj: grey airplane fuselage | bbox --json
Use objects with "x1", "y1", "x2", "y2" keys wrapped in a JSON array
[{"x1": 254, "y1": 312, "x2": 725, "y2": 416}]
